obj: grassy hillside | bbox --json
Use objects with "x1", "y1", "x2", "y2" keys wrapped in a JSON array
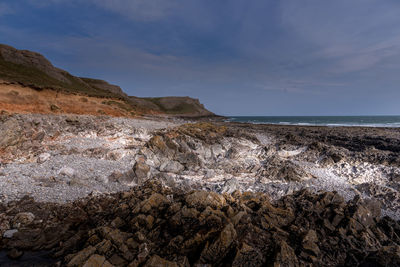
[
  {"x1": 0, "y1": 53, "x2": 121, "y2": 99},
  {"x1": 145, "y1": 97, "x2": 202, "y2": 114},
  {"x1": 0, "y1": 44, "x2": 216, "y2": 117}
]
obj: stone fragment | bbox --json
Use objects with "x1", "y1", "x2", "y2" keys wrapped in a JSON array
[
  {"x1": 274, "y1": 241, "x2": 299, "y2": 267},
  {"x1": 199, "y1": 223, "x2": 237, "y2": 263},
  {"x1": 220, "y1": 178, "x2": 239, "y2": 194},
  {"x1": 133, "y1": 161, "x2": 150, "y2": 184},
  {"x1": 82, "y1": 254, "x2": 106, "y2": 267},
  {"x1": 3, "y1": 229, "x2": 18, "y2": 238},
  {"x1": 185, "y1": 191, "x2": 226, "y2": 210},
  {"x1": 144, "y1": 255, "x2": 179, "y2": 267},
  {"x1": 159, "y1": 161, "x2": 184, "y2": 173},
  {"x1": 232, "y1": 242, "x2": 264, "y2": 267},
  {"x1": 59, "y1": 166, "x2": 76, "y2": 177},
  {"x1": 37, "y1": 152, "x2": 51, "y2": 163},
  {"x1": 67, "y1": 245, "x2": 96, "y2": 267},
  {"x1": 140, "y1": 193, "x2": 170, "y2": 213},
  {"x1": 302, "y1": 230, "x2": 320, "y2": 256},
  {"x1": 12, "y1": 212, "x2": 35, "y2": 228}
]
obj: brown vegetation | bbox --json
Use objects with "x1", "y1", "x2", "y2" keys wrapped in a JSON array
[{"x1": 0, "y1": 82, "x2": 138, "y2": 117}]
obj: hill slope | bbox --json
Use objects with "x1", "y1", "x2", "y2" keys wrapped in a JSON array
[{"x1": 0, "y1": 44, "x2": 216, "y2": 117}]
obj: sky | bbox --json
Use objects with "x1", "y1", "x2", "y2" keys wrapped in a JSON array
[{"x1": 1, "y1": 0, "x2": 400, "y2": 116}]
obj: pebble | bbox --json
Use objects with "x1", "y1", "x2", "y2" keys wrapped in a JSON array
[{"x1": 3, "y1": 229, "x2": 18, "y2": 238}]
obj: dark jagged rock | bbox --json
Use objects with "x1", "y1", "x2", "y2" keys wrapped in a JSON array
[{"x1": 0, "y1": 180, "x2": 399, "y2": 266}]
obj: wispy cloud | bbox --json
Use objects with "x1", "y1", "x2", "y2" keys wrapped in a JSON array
[
  {"x1": 27, "y1": 0, "x2": 181, "y2": 21},
  {"x1": 279, "y1": 0, "x2": 400, "y2": 74},
  {"x1": 2, "y1": 0, "x2": 400, "y2": 114},
  {"x1": 89, "y1": 0, "x2": 180, "y2": 21}
]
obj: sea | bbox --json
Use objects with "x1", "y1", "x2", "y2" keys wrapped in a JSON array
[{"x1": 227, "y1": 116, "x2": 400, "y2": 128}]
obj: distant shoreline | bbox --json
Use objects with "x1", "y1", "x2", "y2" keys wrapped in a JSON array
[{"x1": 226, "y1": 115, "x2": 400, "y2": 128}]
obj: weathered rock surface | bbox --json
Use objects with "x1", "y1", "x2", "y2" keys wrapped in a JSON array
[
  {"x1": 0, "y1": 113, "x2": 179, "y2": 203},
  {"x1": 0, "y1": 180, "x2": 399, "y2": 266},
  {"x1": 1, "y1": 114, "x2": 400, "y2": 219}
]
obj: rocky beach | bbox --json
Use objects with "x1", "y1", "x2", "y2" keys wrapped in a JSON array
[
  {"x1": 0, "y1": 112, "x2": 400, "y2": 266},
  {"x1": 0, "y1": 43, "x2": 399, "y2": 266}
]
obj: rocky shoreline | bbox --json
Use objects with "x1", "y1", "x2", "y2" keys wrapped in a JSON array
[
  {"x1": 0, "y1": 113, "x2": 400, "y2": 266},
  {"x1": 1, "y1": 179, "x2": 399, "y2": 266}
]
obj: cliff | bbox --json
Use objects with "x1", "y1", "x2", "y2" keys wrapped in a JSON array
[{"x1": 0, "y1": 44, "x2": 216, "y2": 117}]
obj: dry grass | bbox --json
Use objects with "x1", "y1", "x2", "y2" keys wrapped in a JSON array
[{"x1": 0, "y1": 83, "x2": 137, "y2": 117}]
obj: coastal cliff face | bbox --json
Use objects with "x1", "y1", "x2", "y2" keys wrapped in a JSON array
[{"x1": 0, "y1": 44, "x2": 215, "y2": 118}]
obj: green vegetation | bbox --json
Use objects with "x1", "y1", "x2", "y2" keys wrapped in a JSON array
[
  {"x1": 0, "y1": 54, "x2": 121, "y2": 99},
  {"x1": 0, "y1": 45, "x2": 214, "y2": 116},
  {"x1": 144, "y1": 97, "x2": 198, "y2": 114}
]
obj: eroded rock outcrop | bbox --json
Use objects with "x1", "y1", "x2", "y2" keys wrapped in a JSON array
[{"x1": 0, "y1": 180, "x2": 399, "y2": 266}]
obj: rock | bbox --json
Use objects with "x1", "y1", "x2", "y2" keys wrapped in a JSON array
[
  {"x1": 140, "y1": 193, "x2": 170, "y2": 213},
  {"x1": 67, "y1": 245, "x2": 96, "y2": 267},
  {"x1": 12, "y1": 212, "x2": 35, "y2": 228},
  {"x1": 108, "y1": 253, "x2": 127, "y2": 266},
  {"x1": 185, "y1": 191, "x2": 226, "y2": 210},
  {"x1": 232, "y1": 242, "x2": 264, "y2": 267},
  {"x1": 37, "y1": 152, "x2": 51, "y2": 163},
  {"x1": 365, "y1": 245, "x2": 400, "y2": 266},
  {"x1": 0, "y1": 118, "x2": 23, "y2": 149},
  {"x1": 134, "y1": 161, "x2": 150, "y2": 184},
  {"x1": 203, "y1": 169, "x2": 215, "y2": 179},
  {"x1": 3, "y1": 229, "x2": 18, "y2": 238},
  {"x1": 160, "y1": 161, "x2": 184, "y2": 173},
  {"x1": 111, "y1": 217, "x2": 125, "y2": 228},
  {"x1": 96, "y1": 239, "x2": 113, "y2": 256},
  {"x1": 199, "y1": 223, "x2": 237, "y2": 263},
  {"x1": 144, "y1": 255, "x2": 179, "y2": 267},
  {"x1": 0, "y1": 177, "x2": 399, "y2": 267},
  {"x1": 82, "y1": 254, "x2": 109, "y2": 267},
  {"x1": 7, "y1": 248, "x2": 24, "y2": 260},
  {"x1": 351, "y1": 198, "x2": 381, "y2": 228},
  {"x1": 59, "y1": 166, "x2": 76, "y2": 177},
  {"x1": 220, "y1": 178, "x2": 239, "y2": 194},
  {"x1": 302, "y1": 230, "x2": 320, "y2": 256},
  {"x1": 274, "y1": 241, "x2": 299, "y2": 267}
]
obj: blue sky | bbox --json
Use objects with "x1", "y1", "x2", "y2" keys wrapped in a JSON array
[{"x1": 1, "y1": 0, "x2": 400, "y2": 115}]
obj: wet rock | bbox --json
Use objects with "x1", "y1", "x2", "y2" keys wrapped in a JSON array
[{"x1": 7, "y1": 248, "x2": 24, "y2": 260}]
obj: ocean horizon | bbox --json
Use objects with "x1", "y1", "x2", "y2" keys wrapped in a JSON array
[{"x1": 227, "y1": 115, "x2": 400, "y2": 128}]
